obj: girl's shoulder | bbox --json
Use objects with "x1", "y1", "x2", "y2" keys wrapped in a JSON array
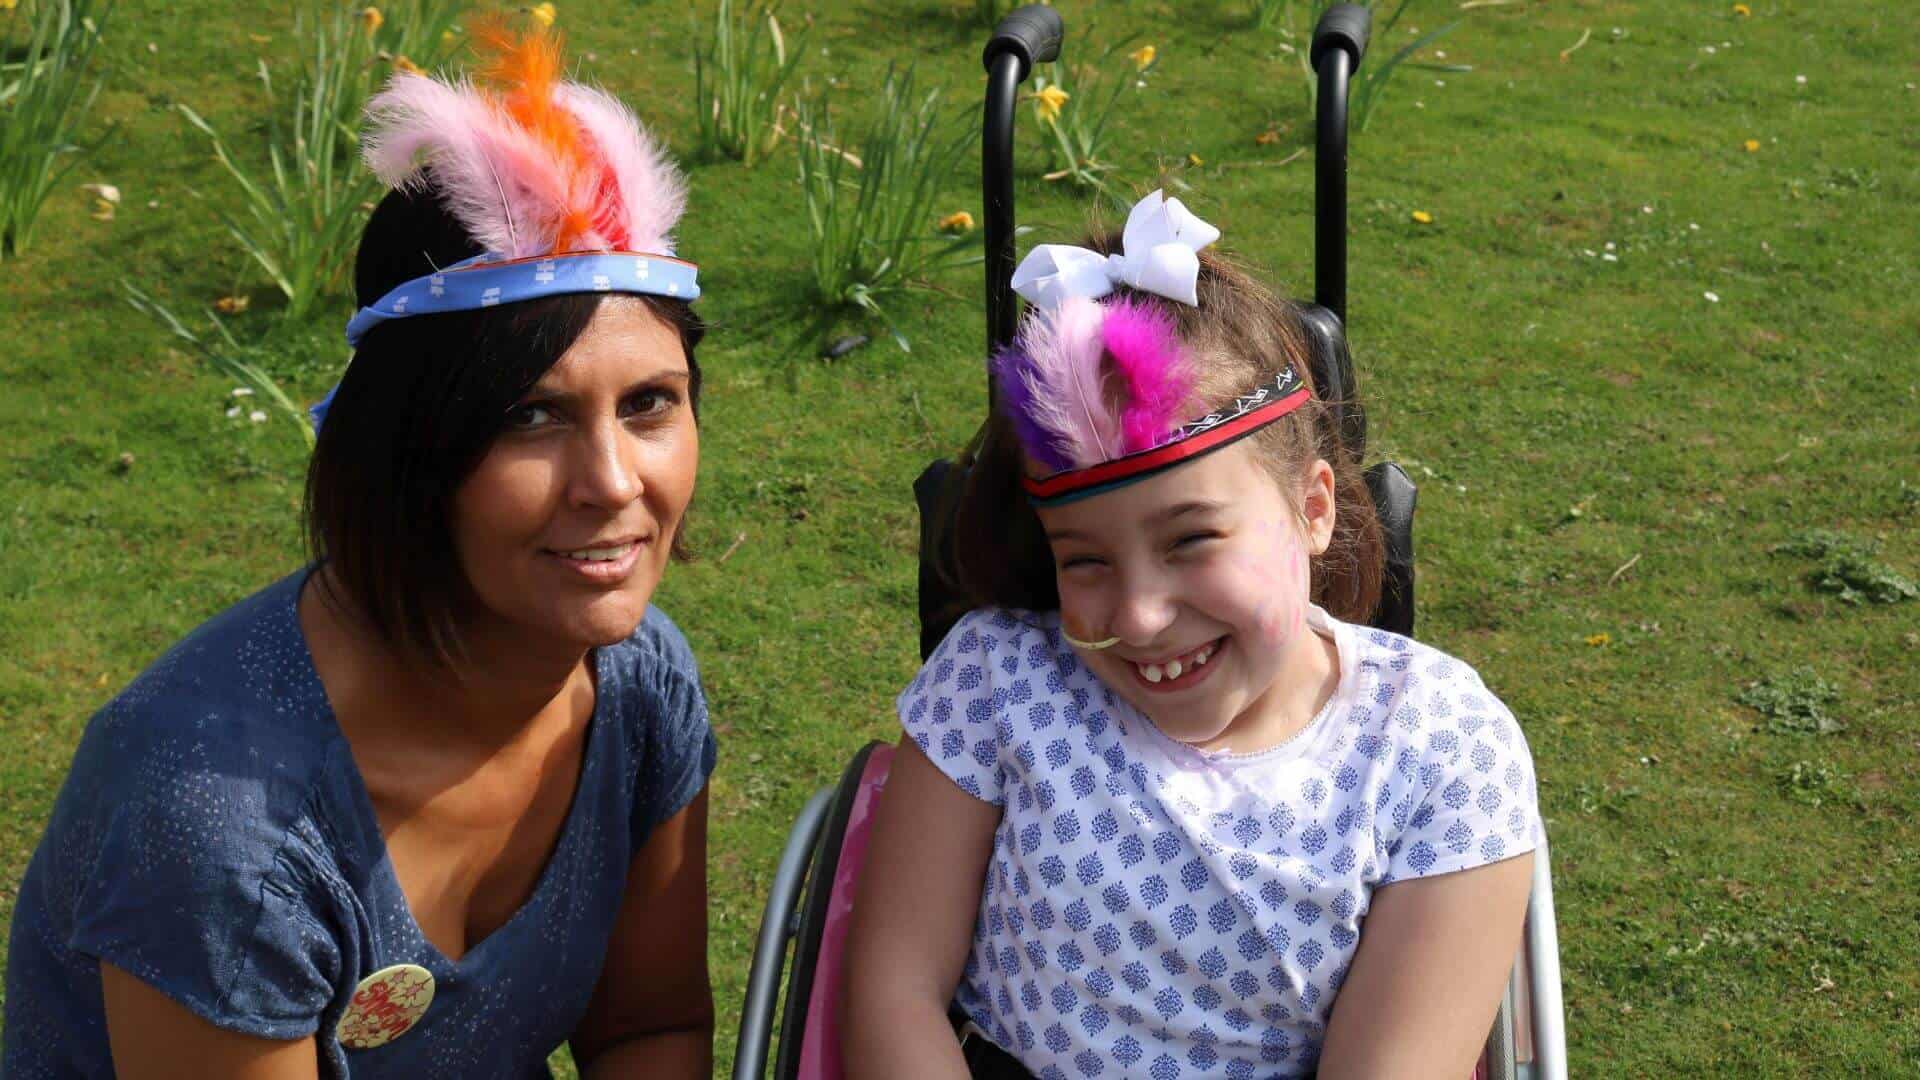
[{"x1": 1336, "y1": 618, "x2": 1516, "y2": 727}]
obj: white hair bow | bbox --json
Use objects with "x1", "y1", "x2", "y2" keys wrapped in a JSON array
[{"x1": 1010, "y1": 189, "x2": 1221, "y2": 310}]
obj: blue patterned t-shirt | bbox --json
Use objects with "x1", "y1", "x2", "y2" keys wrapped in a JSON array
[
  {"x1": 898, "y1": 605, "x2": 1540, "y2": 1079},
  {"x1": 4, "y1": 569, "x2": 716, "y2": 1077}
]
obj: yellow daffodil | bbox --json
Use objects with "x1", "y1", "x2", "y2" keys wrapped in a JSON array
[
  {"x1": 529, "y1": 2, "x2": 557, "y2": 28},
  {"x1": 1732, "y1": 3, "x2": 1750, "y2": 15},
  {"x1": 360, "y1": 6, "x2": 383, "y2": 34},
  {"x1": 1744, "y1": 138, "x2": 1760, "y2": 152},
  {"x1": 1187, "y1": 152, "x2": 1203, "y2": 166},
  {"x1": 215, "y1": 295, "x2": 250, "y2": 314},
  {"x1": 937, "y1": 211, "x2": 975, "y2": 235},
  {"x1": 1035, "y1": 84, "x2": 1069, "y2": 125},
  {"x1": 1411, "y1": 210, "x2": 1434, "y2": 224},
  {"x1": 1584, "y1": 632, "x2": 1611, "y2": 647},
  {"x1": 89, "y1": 199, "x2": 115, "y2": 222},
  {"x1": 1255, "y1": 129, "x2": 1281, "y2": 145},
  {"x1": 392, "y1": 54, "x2": 424, "y2": 75},
  {"x1": 1129, "y1": 45, "x2": 1156, "y2": 71},
  {"x1": 0, "y1": 0, "x2": 18, "y2": 9},
  {"x1": 442, "y1": 28, "x2": 458, "y2": 46}
]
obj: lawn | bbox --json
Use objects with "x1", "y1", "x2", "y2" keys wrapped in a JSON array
[{"x1": 2, "y1": 0, "x2": 1916, "y2": 1073}]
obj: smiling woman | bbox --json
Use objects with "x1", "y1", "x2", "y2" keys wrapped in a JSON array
[{"x1": 3, "y1": 19, "x2": 719, "y2": 1080}]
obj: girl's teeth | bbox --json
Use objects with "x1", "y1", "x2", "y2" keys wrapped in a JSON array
[
  {"x1": 1195, "y1": 646, "x2": 1212, "y2": 666},
  {"x1": 1166, "y1": 660, "x2": 1183, "y2": 680},
  {"x1": 1143, "y1": 663, "x2": 1164, "y2": 683}
]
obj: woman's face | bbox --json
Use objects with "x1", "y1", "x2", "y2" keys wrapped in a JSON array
[
  {"x1": 1034, "y1": 442, "x2": 1335, "y2": 749},
  {"x1": 450, "y1": 297, "x2": 697, "y2": 655}
]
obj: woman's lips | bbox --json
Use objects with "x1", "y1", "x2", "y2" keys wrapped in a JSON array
[{"x1": 544, "y1": 538, "x2": 646, "y2": 583}]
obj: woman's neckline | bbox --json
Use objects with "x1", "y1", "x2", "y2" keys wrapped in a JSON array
[{"x1": 285, "y1": 566, "x2": 606, "y2": 969}]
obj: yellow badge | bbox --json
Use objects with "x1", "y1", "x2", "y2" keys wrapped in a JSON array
[{"x1": 337, "y1": 963, "x2": 435, "y2": 1049}]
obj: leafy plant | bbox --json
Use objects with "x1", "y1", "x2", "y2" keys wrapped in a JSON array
[
  {"x1": 1772, "y1": 529, "x2": 1917, "y2": 606},
  {"x1": 0, "y1": 0, "x2": 111, "y2": 260},
  {"x1": 692, "y1": 0, "x2": 806, "y2": 167},
  {"x1": 975, "y1": 0, "x2": 1009, "y2": 27},
  {"x1": 1778, "y1": 760, "x2": 1858, "y2": 809},
  {"x1": 122, "y1": 283, "x2": 316, "y2": 449},
  {"x1": 1276, "y1": 0, "x2": 1473, "y2": 133},
  {"x1": 1736, "y1": 668, "x2": 1844, "y2": 736},
  {"x1": 176, "y1": 0, "x2": 466, "y2": 321},
  {"x1": 794, "y1": 66, "x2": 981, "y2": 351},
  {"x1": 1030, "y1": 36, "x2": 1156, "y2": 193}
]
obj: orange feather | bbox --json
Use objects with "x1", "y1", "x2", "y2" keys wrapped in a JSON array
[{"x1": 469, "y1": 14, "x2": 603, "y2": 251}]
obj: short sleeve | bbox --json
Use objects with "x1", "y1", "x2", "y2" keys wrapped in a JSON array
[
  {"x1": 66, "y1": 788, "x2": 339, "y2": 1040},
  {"x1": 1382, "y1": 676, "x2": 1541, "y2": 885},
  {"x1": 897, "y1": 610, "x2": 1007, "y2": 806},
  {"x1": 627, "y1": 608, "x2": 718, "y2": 844}
]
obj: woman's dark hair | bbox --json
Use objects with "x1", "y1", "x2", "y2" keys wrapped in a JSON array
[
  {"x1": 942, "y1": 234, "x2": 1385, "y2": 625},
  {"x1": 304, "y1": 187, "x2": 706, "y2": 668}
]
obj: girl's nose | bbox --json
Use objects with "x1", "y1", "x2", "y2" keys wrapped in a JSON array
[
  {"x1": 1105, "y1": 572, "x2": 1179, "y2": 646},
  {"x1": 568, "y1": 419, "x2": 643, "y2": 510}
]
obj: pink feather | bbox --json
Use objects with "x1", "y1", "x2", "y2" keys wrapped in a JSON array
[
  {"x1": 1011, "y1": 296, "x2": 1123, "y2": 468},
  {"x1": 1101, "y1": 296, "x2": 1195, "y2": 453},
  {"x1": 360, "y1": 72, "x2": 686, "y2": 259},
  {"x1": 555, "y1": 84, "x2": 685, "y2": 256}
]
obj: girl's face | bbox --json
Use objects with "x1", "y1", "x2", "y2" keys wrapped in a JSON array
[
  {"x1": 1034, "y1": 441, "x2": 1336, "y2": 750},
  {"x1": 450, "y1": 298, "x2": 697, "y2": 657}
]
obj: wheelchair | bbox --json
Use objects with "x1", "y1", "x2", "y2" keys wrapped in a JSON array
[{"x1": 734, "y1": 7, "x2": 1567, "y2": 1077}]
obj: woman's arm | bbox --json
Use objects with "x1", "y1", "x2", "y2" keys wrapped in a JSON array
[
  {"x1": 841, "y1": 738, "x2": 1002, "y2": 1080},
  {"x1": 1316, "y1": 851, "x2": 1534, "y2": 1079},
  {"x1": 100, "y1": 963, "x2": 319, "y2": 1079},
  {"x1": 569, "y1": 788, "x2": 714, "y2": 1078}
]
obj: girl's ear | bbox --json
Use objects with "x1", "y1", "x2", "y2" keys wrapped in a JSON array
[{"x1": 1300, "y1": 458, "x2": 1337, "y2": 557}]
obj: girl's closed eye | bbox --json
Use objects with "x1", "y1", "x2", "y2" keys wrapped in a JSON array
[{"x1": 1173, "y1": 531, "x2": 1221, "y2": 550}]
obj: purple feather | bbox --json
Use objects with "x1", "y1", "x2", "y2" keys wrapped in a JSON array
[
  {"x1": 1102, "y1": 296, "x2": 1194, "y2": 454},
  {"x1": 992, "y1": 344, "x2": 1073, "y2": 474}
]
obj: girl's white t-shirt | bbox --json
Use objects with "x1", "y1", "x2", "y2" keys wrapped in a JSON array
[{"x1": 898, "y1": 605, "x2": 1541, "y2": 1079}]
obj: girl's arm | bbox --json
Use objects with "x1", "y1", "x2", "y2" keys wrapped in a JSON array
[
  {"x1": 100, "y1": 964, "x2": 320, "y2": 1079},
  {"x1": 841, "y1": 737, "x2": 1002, "y2": 1080},
  {"x1": 1316, "y1": 851, "x2": 1534, "y2": 1079},
  {"x1": 569, "y1": 788, "x2": 714, "y2": 1078}
]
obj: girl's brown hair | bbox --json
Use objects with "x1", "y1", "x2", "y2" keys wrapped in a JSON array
[{"x1": 939, "y1": 234, "x2": 1384, "y2": 625}]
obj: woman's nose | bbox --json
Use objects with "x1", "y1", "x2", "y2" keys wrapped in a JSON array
[{"x1": 568, "y1": 418, "x2": 643, "y2": 510}]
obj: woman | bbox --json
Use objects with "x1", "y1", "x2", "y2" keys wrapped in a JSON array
[{"x1": 4, "y1": 23, "x2": 714, "y2": 1076}]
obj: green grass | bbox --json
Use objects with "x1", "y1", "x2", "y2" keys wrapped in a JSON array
[{"x1": 4, "y1": 1, "x2": 1918, "y2": 1073}]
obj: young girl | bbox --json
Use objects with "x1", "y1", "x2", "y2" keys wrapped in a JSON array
[{"x1": 845, "y1": 191, "x2": 1540, "y2": 1079}]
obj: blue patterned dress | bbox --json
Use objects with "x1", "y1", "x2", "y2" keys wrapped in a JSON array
[{"x1": 4, "y1": 569, "x2": 715, "y2": 1077}]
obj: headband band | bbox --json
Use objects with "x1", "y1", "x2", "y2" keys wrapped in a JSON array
[
  {"x1": 1020, "y1": 368, "x2": 1309, "y2": 506},
  {"x1": 344, "y1": 250, "x2": 699, "y2": 347}
]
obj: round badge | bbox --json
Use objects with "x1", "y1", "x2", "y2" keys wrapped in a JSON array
[{"x1": 337, "y1": 963, "x2": 435, "y2": 1049}]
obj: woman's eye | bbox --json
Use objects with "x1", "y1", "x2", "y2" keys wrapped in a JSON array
[
  {"x1": 623, "y1": 389, "x2": 680, "y2": 418},
  {"x1": 1174, "y1": 531, "x2": 1220, "y2": 549},
  {"x1": 506, "y1": 403, "x2": 557, "y2": 428},
  {"x1": 1059, "y1": 555, "x2": 1105, "y2": 571}
]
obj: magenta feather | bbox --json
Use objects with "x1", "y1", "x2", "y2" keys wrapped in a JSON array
[{"x1": 1101, "y1": 296, "x2": 1195, "y2": 453}]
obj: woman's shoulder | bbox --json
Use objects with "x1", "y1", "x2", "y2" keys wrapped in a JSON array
[
  {"x1": 600, "y1": 604, "x2": 702, "y2": 686},
  {"x1": 89, "y1": 570, "x2": 339, "y2": 784}
]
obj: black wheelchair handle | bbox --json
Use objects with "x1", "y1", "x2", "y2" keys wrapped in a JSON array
[
  {"x1": 982, "y1": 4, "x2": 1064, "y2": 80},
  {"x1": 1310, "y1": 3, "x2": 1372, "y2": 73}
]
